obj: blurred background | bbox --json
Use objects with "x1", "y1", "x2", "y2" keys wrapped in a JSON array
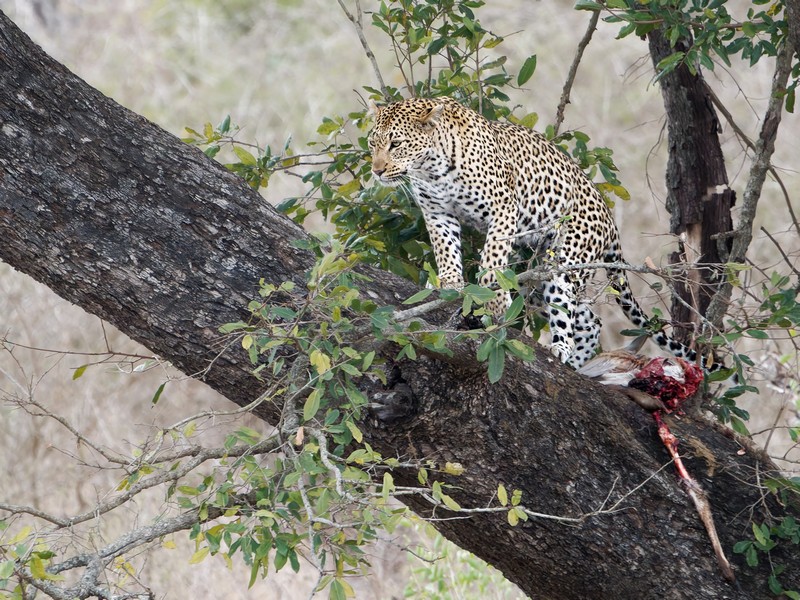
[{"x1": 1, "y1": 0, "x2": 797, "y2": 597}]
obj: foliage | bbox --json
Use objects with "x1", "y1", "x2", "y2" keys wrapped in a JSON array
[
  {"x1": 578, "y1": 0, "x2": 800, "y2": 110},
  {"x1": 188, "y1": 235, "x2": 536, "y2": 594},
  {"x1": 734, "y1": 503, "x2": 800, "y2": 599},
  {"x1": 402, "y1": 519, "x2": 526, "y2": 599}
]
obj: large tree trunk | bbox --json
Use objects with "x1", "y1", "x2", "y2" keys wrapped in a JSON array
[
  {"x1": 1, "y1": 11, "x2": 796, "y2": 599},
  {"x1": 647, "y1": 31, "x2": 735, "y2": 343}
]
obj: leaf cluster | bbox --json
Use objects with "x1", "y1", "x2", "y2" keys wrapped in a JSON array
[{"x1": 578, "y1": 0, "x2": 799, "y2": 109}]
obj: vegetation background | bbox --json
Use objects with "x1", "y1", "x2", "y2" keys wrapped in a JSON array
[{"x1": 0, "y1": 0, "x2": 797, "y2": 597}]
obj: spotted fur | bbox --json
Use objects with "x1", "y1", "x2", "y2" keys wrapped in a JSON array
[{"x1": 368, "y1": 96, "x2": 697, "y2": 368}]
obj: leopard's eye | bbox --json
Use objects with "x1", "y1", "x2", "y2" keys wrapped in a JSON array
[{"x1": 388, "y1": 139, "x2": 405, "y2": 151}]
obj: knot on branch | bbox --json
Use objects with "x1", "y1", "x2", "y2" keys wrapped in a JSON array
[{"x1": 370, "y1": 382, "x2": 416, "y2": 427}]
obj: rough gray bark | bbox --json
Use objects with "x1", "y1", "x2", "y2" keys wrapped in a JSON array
[
  {"x1": 785, "y1": 0, "x2": 800, "y2": 63},
  {"x1": 647, "y1": 31, "x2": 735, "y2": 343},
  {"x1": 1, "y1": 11, "x2": 797, "y2": 599}
]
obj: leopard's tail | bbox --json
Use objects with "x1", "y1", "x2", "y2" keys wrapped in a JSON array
[{"x1": 603, "y1": 244, "x2": 703, "y2": 367}]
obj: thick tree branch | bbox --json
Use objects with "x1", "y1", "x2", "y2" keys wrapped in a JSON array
[{"x1": 1, "y1": 11, "x2": 798, "y2": 599}]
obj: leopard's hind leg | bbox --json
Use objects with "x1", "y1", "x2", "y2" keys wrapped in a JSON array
[{"x1": 567, "y1": 302, "x2": 601, "y2": 368}]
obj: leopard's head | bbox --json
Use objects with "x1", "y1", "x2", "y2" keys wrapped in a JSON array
[{"x1": 367, "y1": 98, "x2": 445, "y2": 186}]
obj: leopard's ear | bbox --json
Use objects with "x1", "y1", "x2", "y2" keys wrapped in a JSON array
[
  {"x1": 418, "y1": 104, "x2": 444, "y2": 131},
  {"x1": 368, "y1": 100, "x2": 381, "y2": 118}
]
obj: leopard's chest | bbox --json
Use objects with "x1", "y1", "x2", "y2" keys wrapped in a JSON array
[
  {"x1": 409, "y1": 162, "x2": 562, "y2": 245},
  {"x1": 410, "y1": 172, "x2": 494, "y2": 230}
]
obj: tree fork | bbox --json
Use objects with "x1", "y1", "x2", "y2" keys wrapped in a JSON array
[{"x1": 0, "y1": 11, "x2": 797, "y2": 599}]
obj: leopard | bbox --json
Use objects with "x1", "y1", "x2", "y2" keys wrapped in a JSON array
[{"x1": 367, "y1": 95, "x2": 698, "y2": 369}]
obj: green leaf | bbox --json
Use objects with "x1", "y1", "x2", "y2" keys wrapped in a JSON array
[
  {"x1": 504, "y1": 339, "x2": 535, "y2": 361},
  {"x1": 443, "y1": 462, "x2": 464, "y2": 475},
  {"x1": 574, "y1": 0, "x2": 603, "y2": 10},
  {"x1": 189, "y1": 547, "x2": 209, "y2": 564},
  {"x1": 730, "y1": 416, "x2": 751, "y2": 436},
  {"x1": 463, "y1": 284, "x2": 497, "y2": 303},
  {"x1": 339, "y1": 363, "x2": 362, "y2": 377},
  {"x1": 337, "y1": 178, "x2": 361, "y2": 196},
  {"x1": 497, "y1": 484, "x2": 508, "y2": 506},
  {"x1": 517, "y1": 55, "x2": 537, "y2": 86},
  {"x1": 219, "y1": 320, "x2": 249, "y2": 333},
  {"x1": 520, "y1": 112, "x2": 539, "y2": 129},
  {"x1": 382, "y1": 472, "x2": 395, "y2": 503},
  {"x1": 362, "y1": 351, "x2": 375, "y2": 371},
  {"x1": 274, "y1": 548, "x2": 288, "y2": 572},
  {"x1": 504, "y1": 296, "x2": 525, "y2": 323},
  {"x1": 745, "y1": 328, "x2": 769, "y2": 339},
  {"x1": 403, "y1": 288, "x2": 434, "y2": 304},
  {"x1": 495, "y1": 269, "x2": 518, "y2": 291},
  {"x1": 289, "y1": 549, "x2": 300, "y2": 573},
  {"x1": 310, "y1": 349, "x2": 331, "y2": 374},
  {"x1": 488, "y1": 345, "x2": 505, "y2": 383},
  {"x1": 317, "y1": 118, "x2": 341, "y2": 136},
  {"x1": 241, "y1": 334, "x2": 253, "y2": 350},
  {"x1": 329, "y1": 579, "x2": 347, "y2": 600},
  {"x1": 476, "y1": 337, "x2": 495, "y2": 362},
  {"x1": 440, "y1": 492, "x2": 462, "y2": 512},
  {"x1": 744, "y1": 543, "x2": 758, "y2": 566},
  {"x1": 151, "y1": 382, "x2": 167, "y2": 405},
  {"x1": 507, "y1": 507, "x2": 519, "y2": 526},
  {"x1": 0, "y1": 559, "x2": 14, "y2": 580},
  {"x1": 29, "y1": 557, "x2": 47, "y2": 579},
  {"x1": 303, "y1": 388, "x2": 323, "y2": 422},
  {"x1": 72, "y1": 364, "x2": 88, "y2": 380},
  {"x1": 768, "y1": 573, "x2": 783, "y2": 595},
  {"x1": 752, "y1": 521, "x2": 768, "y2": 545},
  {"x1": 345, "y1": 420, "x2": 363, "y2": 443},
  {"x1": 655, "y1": 51, "x2": 685, "y2": 74},
  {"x1": 233, "y1": 146, "x2": 257, "y2": 166},
  {"x1": 248, "y1": 559, "x2": 260, "y2": 588},
  {"x1": 417, "y1": 468, "x2": 428, "y2": 485},
  {"x1": 427, "y1": 37, "x2": 448, "y2": 55}
]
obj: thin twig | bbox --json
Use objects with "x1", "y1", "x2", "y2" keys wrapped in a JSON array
[
  {"x1": 760, "y1": 226, "x2": 800, "y2": 278},
  {"x1": 705, "y1": 82, "x2": 800, "y2": 240},
  {"x1": 705, "y1": 37, "x2": 794, "y2": 328},
  {"x1": 338, "y1": 0, "x2": 389, "y2": 99},
  {"x1": 554, "y1": 9, "x2": 600, "y2": 135}
]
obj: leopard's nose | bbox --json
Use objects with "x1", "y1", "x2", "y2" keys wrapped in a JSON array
[{"x1": 372, "y1": 167, "x2": 385, "y2": 177}]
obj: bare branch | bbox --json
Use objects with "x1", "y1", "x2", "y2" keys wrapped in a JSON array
[
  {"x1": 704, "y1": 82, "x2": 800, "y2": 240},
  {"x1": 337, "y1": 0, "x2": 390, "y2": 100},
  {"x1": 554, "y1": 9, "x2": 600, "y2": 135},
  {"x1": 705, "y1": 38, "x2": 794, "y2": 327}
]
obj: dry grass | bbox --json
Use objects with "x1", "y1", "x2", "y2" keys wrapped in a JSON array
[{"x1": 1, "y1": 0, "x2": 798, "y2": 597}]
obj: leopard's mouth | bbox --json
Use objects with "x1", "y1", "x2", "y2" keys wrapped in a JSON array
[{"x1": 374, "y1": 171, "x2": 406, "y2": 186}]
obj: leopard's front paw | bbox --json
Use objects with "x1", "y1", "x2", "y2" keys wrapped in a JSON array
[
  {"x1": 439, "y1": 277, "x2": 466, "y2": 291},
  {"x1": 549, "y1": 339, "x2": 574, "y2": 364}
]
